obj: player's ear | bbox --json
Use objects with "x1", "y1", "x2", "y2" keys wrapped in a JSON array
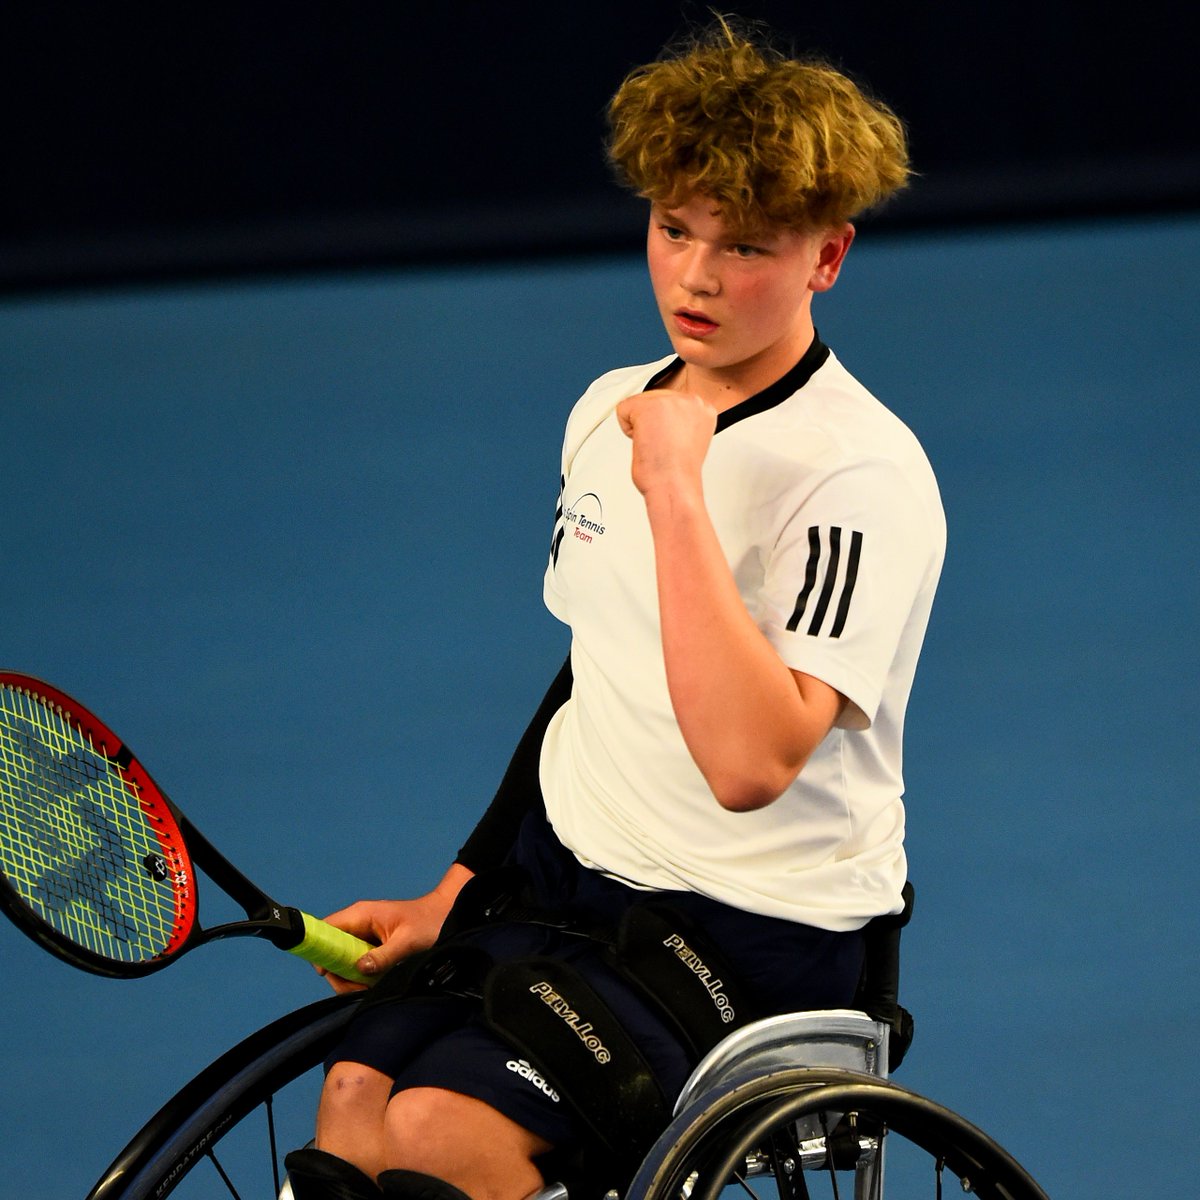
[{"x1": 810, "y1": 224, "x2": 855, "y2": 292}]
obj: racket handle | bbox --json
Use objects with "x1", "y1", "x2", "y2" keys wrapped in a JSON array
[{"x1": 288, "y1": 911, "x2": 376, "y2": 986}]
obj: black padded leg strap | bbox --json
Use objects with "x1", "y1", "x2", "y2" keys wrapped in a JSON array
[
  {"x1": 610, "y1": 901, "x2": 757, "y2": 1058},
  {"x1": 283, "y1": 1148, "x2": 380, "y2": 1199},
  {"x1": 483, "y1": 956, "x2": 669, "y2": 1174}
]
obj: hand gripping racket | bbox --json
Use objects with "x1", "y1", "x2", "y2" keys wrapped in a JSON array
[{"x1": 0, "y1": 671, "x2": 374, "y2": 983}]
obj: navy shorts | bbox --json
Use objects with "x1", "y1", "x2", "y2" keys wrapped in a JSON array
[{"x1": 327, "y1": 811, "x2": 865, "y2": 1152}]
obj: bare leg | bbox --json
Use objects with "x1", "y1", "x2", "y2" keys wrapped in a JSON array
[
  {"x1": 384, "y1": 1087, "x2": 552, "y2": 1200},
  {"x1": 316, "y1": 1061, "x2": 395, "y2": 1178}
]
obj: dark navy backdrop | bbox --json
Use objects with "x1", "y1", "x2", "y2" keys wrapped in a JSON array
[{"x1": 2, "y1": 214, "x2": 1196, "y2": 1196}]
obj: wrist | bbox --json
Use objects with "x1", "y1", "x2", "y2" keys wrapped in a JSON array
[
  {"x1": 641, "y1": 478, "x2": 705, "y2": 522},
  {"x1": 431, "y1": 862, "x2": 474, "y2": 911}
]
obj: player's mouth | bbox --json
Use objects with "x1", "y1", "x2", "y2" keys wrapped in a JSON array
[{"x1": 673, "y1": 308, "x2": 720, "y2": 338}]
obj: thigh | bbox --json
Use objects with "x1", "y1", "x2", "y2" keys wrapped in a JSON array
[
  {"x1": 325, "y1": 995, "x2": 476, "y2": 1080},
  {"x1": 388, "y1": 1013, "x2": 580, "y2": 1150}
]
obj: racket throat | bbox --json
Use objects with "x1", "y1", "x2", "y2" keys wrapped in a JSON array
[
  {"x1": 243, "y1": 904, "x2": 308, "y2": 951},
  {"x1": 177, "y1": 815, "x2": 306, "y2": 949}
]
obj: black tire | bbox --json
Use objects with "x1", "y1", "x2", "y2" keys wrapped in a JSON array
[
  {"x1": 627, "y1": 1067, "x2": 1049, "y2": 1200},
  {"x1": 85, "y1": 994, "x2": 360, "y2": 1200},
  {"x1": 86, "y1": 1005, "x2": 1049, "y2": 1200}
]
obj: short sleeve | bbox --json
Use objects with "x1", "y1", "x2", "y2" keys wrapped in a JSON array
[
  {"x1": 543, "y1": 468, "x2": 570, "y2": 624},
  {"x1": 758, "y1": 458, "x2": 939, "y2": 729}
]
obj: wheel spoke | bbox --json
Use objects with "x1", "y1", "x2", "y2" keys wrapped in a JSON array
[
  {"x1": 266, "y1": 1095, "x2": 280, "y2": 1196},
  {"x1": 206, "y1": 1149, "x2": 243, "y2": 1200},
  {"x1": 817, "y1": 1110, "x2": 840, "y2": 1200}
]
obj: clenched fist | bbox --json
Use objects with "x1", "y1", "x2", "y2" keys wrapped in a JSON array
[{"x1": 615, "y1": 388, "x2": 718, "y2": 498}]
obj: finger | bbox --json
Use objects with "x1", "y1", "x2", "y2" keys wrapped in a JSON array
[
  {"x1": 321, "y1": 901, "x2": 370, "y2": 931},
  {"x1": 324, "y1": 973, "x2": 370, "y2": 995},
  {"x1": 311, "y1": 955, "x2": 367, "y2": 993},
  {"x1": 321, "y1": 901, "x2": 391, "y2": 943}
]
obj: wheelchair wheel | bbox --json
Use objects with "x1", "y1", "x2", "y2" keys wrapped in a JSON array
[
  {"x1": 627, "y1": 1067, "x2": 1049, "y2": 1200},
  {"x1": 85, "y1": 994, "x2": 360, "y2": 1200}
]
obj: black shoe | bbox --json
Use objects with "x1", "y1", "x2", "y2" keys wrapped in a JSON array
[
  {"x1": 377, "y1": 1168, "x2": 472, "y2": 1200},
  {"x1": 284, "y1": 1147, "x2": 382, "y2": 1200}
]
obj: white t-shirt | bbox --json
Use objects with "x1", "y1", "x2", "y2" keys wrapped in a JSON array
[{"x1": 540, "y1": 340, "x2": 945, "y2": 932}]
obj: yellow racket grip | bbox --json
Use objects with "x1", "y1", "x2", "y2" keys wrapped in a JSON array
[{"x1": 288, "y1": 911, "x2": 376, "y2": 986}]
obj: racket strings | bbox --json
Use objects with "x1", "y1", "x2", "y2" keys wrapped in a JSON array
[{"x1": 0, "y1": 686, "x2": 188, "y2": 964}]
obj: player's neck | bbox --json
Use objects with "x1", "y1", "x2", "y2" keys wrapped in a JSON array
[{"x1": 674, "y1": 333, "x2": 816, "y2": 412}]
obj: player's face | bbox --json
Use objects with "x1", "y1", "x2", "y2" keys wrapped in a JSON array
[{"x1": 646, "y1": 195, "x2": 853, "y2": 402}]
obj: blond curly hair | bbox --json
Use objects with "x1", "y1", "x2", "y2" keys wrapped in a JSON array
[{"x1": 606, "y1": 18, "x2": 910, "y2": 233}]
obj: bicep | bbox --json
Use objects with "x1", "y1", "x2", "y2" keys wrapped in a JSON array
[{"x1": 790, "y1": 668, "x2": 847, "y2": 754}]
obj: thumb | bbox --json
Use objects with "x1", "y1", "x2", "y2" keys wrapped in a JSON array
[
  {"x1": 356, "y1": 931, "x2": 409, "y2": 978},
  {"x1": 615, "y1": 397, "x2": 636, "y2": 437}
]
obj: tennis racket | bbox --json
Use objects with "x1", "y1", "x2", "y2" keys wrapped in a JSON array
[{"x1": 0, "y1": 671, "x2": 374, "y2": 983}]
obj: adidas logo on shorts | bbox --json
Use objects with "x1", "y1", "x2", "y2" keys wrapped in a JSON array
[{"x1": 506, "y1": 1057, "x2": 561, "y2": 1102}]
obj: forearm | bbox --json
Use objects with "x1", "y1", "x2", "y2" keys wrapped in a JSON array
[
  {"x1": 645, "y1": 483, "x2": 838, "y2": 810},
  {"x1": 431, "y1": 860, "x2": 475, "y2": 910}
]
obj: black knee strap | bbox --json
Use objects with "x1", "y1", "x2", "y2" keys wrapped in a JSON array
[
  {"x1": 483, "y1": 955, "x2": 669, "y2": 1174},
  {"x1": 284, "y1": 1147, "x2": 380, "y2": 1199},
  {"x1": 377, "y1": 1169, "x2": 470, "y2": 1200}
]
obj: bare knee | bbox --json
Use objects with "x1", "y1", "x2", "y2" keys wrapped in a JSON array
[
  {"x1": 316, "y1": 1062, "x2": 393, "y2": 1175},
  {"x1": 385, "y1": 1087, "x2": 549, "y2": 1200},
  {"x1": 384, "y1": 1087, "x2": 465, "y2": 1158},
  {"x1": 319, "y1": 1061, "x2": 393, "y2": 1124}
]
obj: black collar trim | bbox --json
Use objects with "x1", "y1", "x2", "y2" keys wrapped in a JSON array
[{"x1": 642, "y1": 333, "x2": 830, "y2": 434}]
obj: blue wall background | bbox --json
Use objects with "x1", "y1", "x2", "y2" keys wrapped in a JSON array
[{"x1": 2, "y1": 213, "x2": 1197, "y2": 1197}]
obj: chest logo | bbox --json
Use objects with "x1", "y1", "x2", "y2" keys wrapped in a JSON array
[
  {"x1": 551, "y1": 480, "x2": 607, "y2": 564},
  {"x1": 564, "y1": 491, "x2": 606, "y2": 542}
]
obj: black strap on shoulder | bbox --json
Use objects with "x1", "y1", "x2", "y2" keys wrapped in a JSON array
[
  {"x1": 483, "y1": 955, "x2": 669, "y2": 1176},
  {"x1": 609, "y1": 900, "x2": 758, "y2": 1060}
]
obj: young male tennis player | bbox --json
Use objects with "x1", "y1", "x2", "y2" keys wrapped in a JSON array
[{"x1": 286, "y1": 18, "x2": 945, "y2": 1200}]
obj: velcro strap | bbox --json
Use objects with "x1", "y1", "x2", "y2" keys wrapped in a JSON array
[
  {"x1": 438, "y1": 865, "x2": 583, "y2": 942},
  {"x1": 356, "y1": 943, "x2": 494, "y2": 1013},
  {"x1": 439, "y1": 866, "x2": 532, "y2": 940},
  {"x1": 483, "y1": 956, "x2": 669, "y2": 1171},
  {"x1": 611, "y1": 901, "x2": 757, "y2": 1058}
]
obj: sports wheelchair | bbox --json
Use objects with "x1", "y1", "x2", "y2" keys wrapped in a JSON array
[{"x1": 86, "y1": 889, "x2": 1049, "y2": 1200}]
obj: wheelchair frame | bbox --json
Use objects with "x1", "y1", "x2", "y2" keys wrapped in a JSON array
[{"x1": 86, "y1": 995, "x2": 1048, "y2": 1200}]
